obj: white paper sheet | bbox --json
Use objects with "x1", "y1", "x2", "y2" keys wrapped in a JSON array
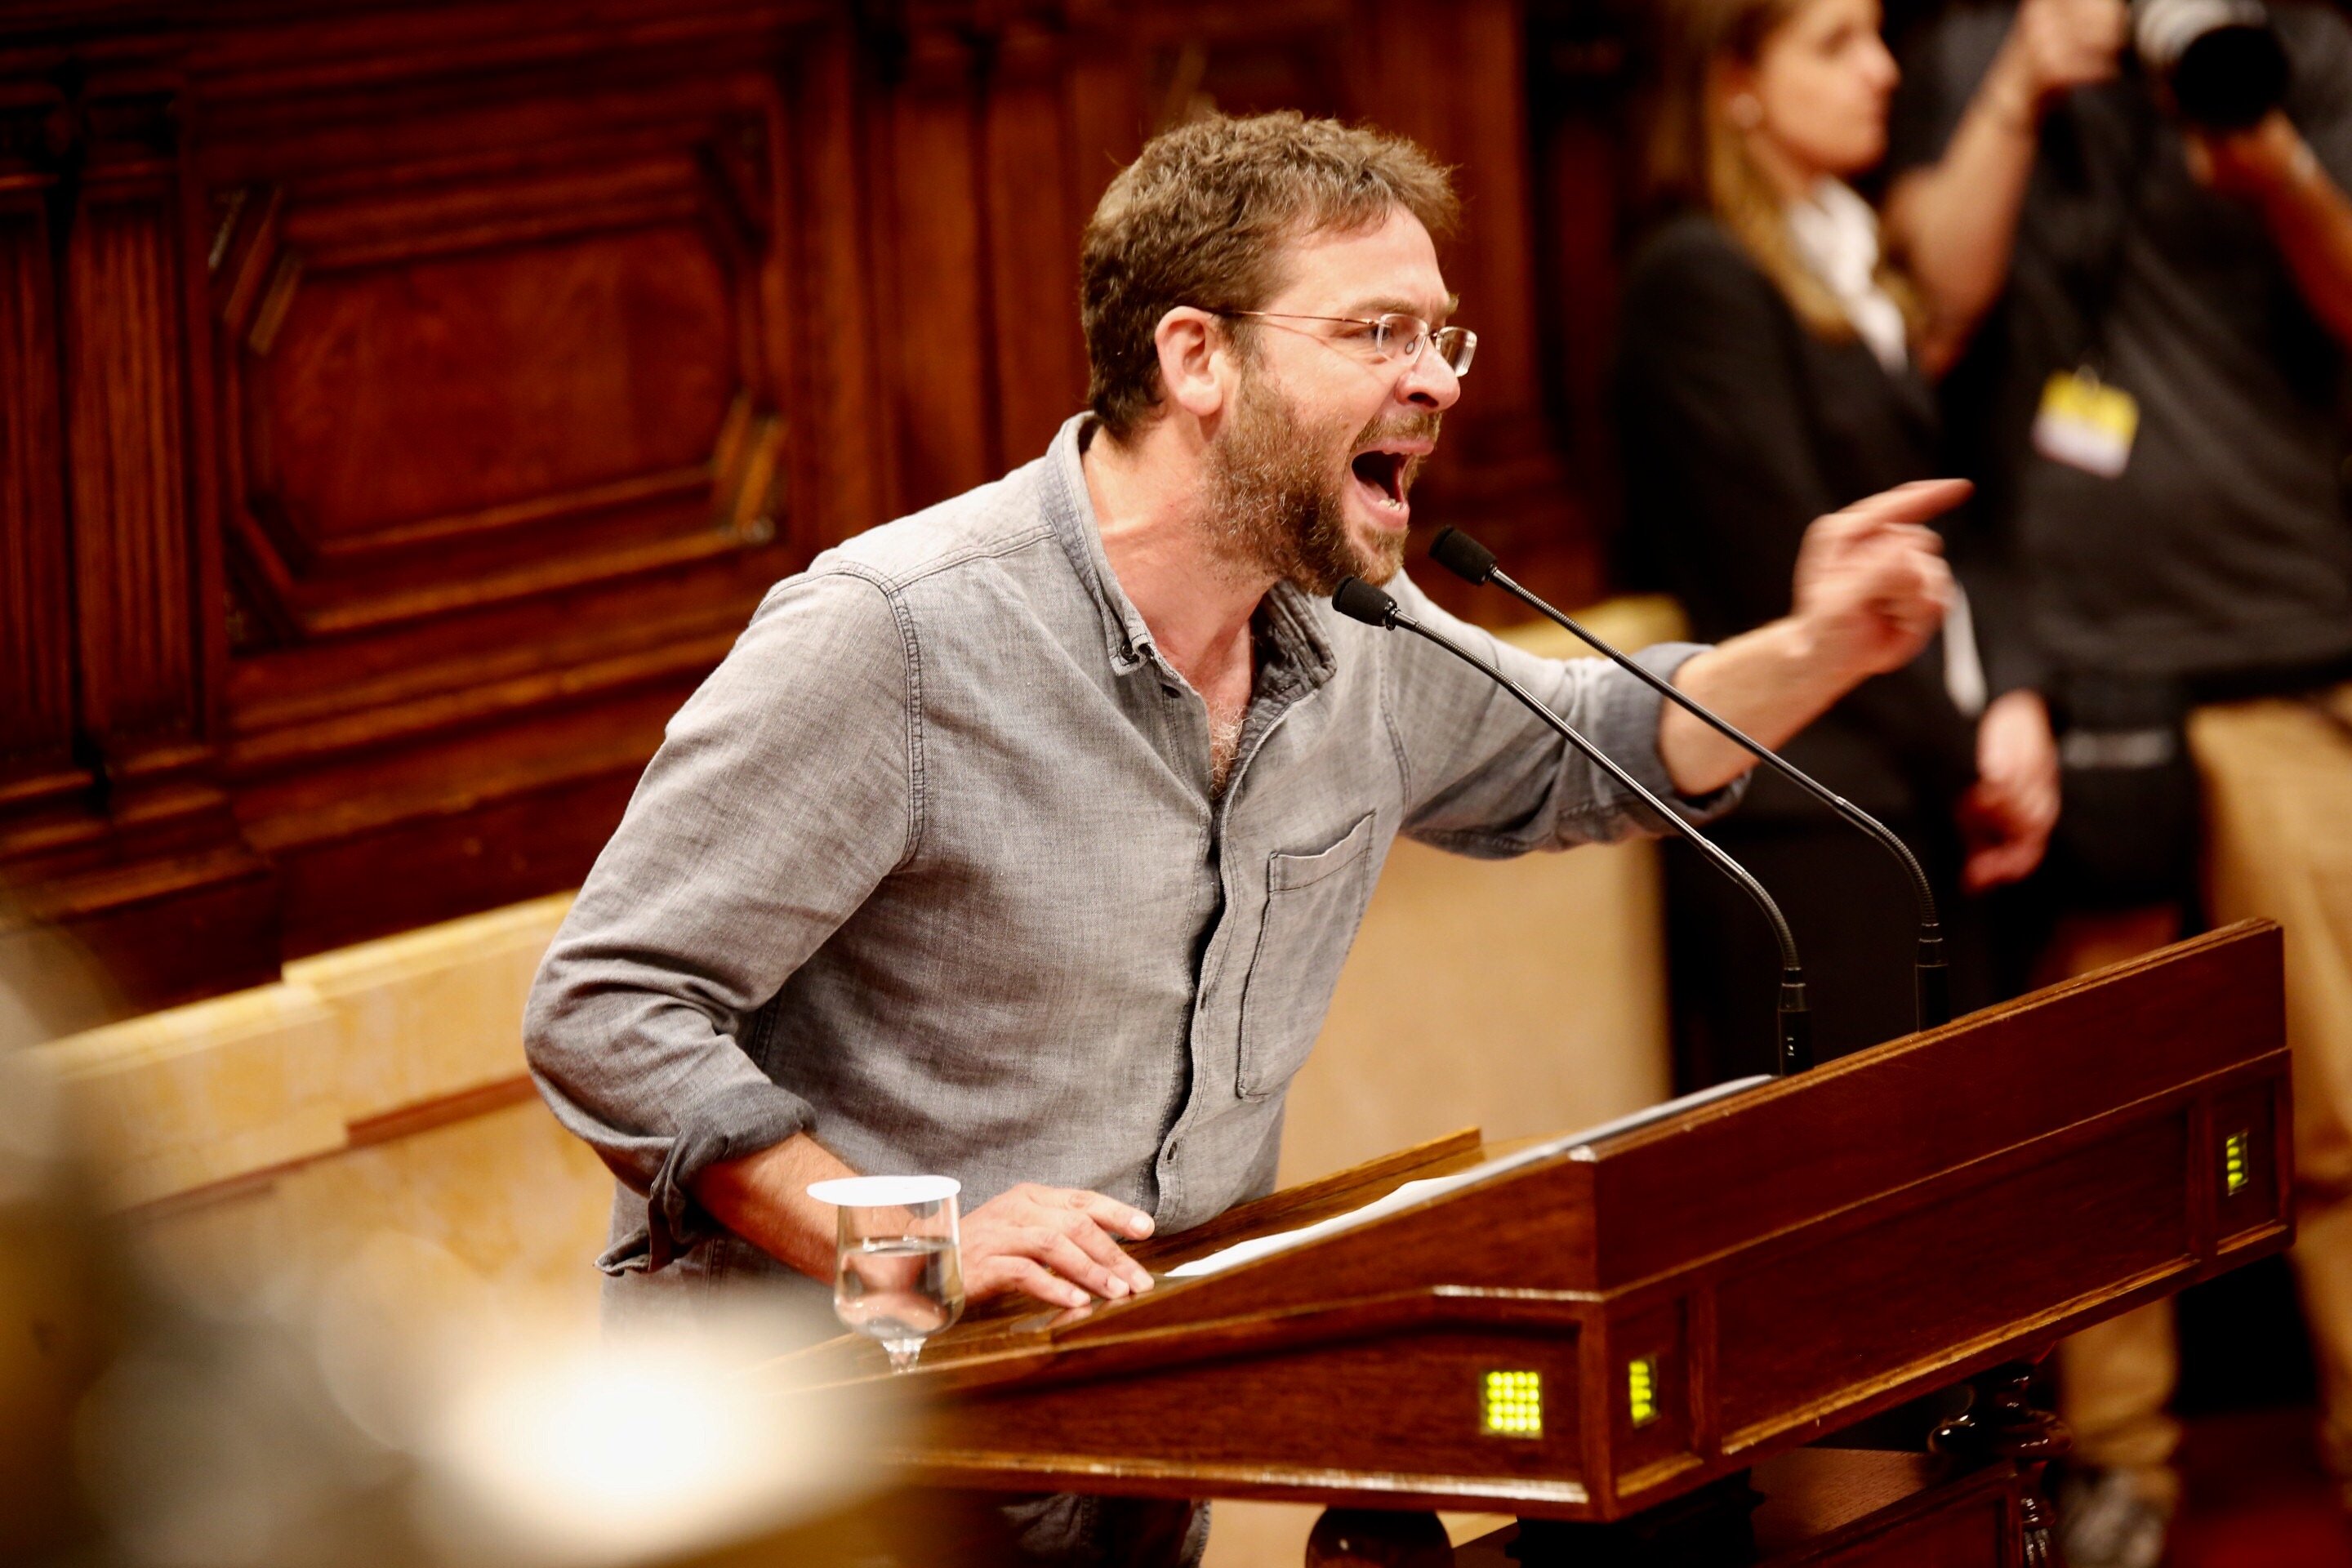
[{"x1": 1162, "y1": 1075, "x2": 1771, "y2": 1280}]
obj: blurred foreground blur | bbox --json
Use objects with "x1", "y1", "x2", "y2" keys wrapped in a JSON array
[{"x1": 0, "y1": 900, "x2": 907, "y2": 1568}]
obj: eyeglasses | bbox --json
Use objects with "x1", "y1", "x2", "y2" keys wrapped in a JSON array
[{"x1": 1212, "y1": 310, "x2": 1477, "y2": 378}]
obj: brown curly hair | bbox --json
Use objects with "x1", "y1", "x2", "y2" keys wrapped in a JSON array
[{"x1": 1080, "y1": 112, "x2": 1459, "y2": 440}]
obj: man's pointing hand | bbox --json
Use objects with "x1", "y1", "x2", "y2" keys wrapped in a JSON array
[
  {"x1": 1790, "y1": 479, "x2": 1967, "y2": 683},
  {"x1": 1659, "y1": 479, "x2": 1970, "y2": 797}
]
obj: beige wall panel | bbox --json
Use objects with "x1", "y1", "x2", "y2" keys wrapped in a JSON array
[
  {"x1": 31, "y1": 893, "x2": 573, "y2": 1207},
  {"x1": 133, "y1": 1098, "x2": 614, "y2": 1331},
  {"x1": 36, "y1": 983, "x2": 347, "y2": 1208},
  {"x1": 1280, "y1": 836, "x2": 1670, "y2": 1185},
  {"x1": 282, "y1": 893, "x2": 576, "y2": 1124}
]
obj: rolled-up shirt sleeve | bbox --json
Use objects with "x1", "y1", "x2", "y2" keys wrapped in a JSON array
[
  {"x1": 1382, "y1": 574, "x2": 1745, "y2": 854},
  {"x1": 523, "y1": 568, "x2": 915, "y2": 1272}
]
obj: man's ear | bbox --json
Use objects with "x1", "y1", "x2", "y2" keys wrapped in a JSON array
[{"x1": 1152, "y1": 307, "x2": 1231, "y2": 421}]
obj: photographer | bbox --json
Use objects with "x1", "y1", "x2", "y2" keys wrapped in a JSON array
[{"x1": 1886, "y1": 0, "x2": 2352, "y2": 1561}]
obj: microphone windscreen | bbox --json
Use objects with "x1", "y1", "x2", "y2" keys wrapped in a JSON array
[
  {"x1": 1330, "y1": 577, "x2": 1397, "y2": 627},
  {"x1": 1428, "y1": 528, "x2": 1497, "y2": 584}
]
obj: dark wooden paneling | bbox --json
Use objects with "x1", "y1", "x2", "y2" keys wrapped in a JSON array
[
  {"x1": 982, "y1": 20, "x2": 1089, "y2": 469},
  {"x1": 0, "y1": 61, "x2": 280, "y2": 1018},
  {"x1": 776, "y1": 18, "x2": 891, "y2": 550},
  {"x1": 222, "y1": 149, "x2": 764, "y2": 624},
  {"x1": 0, "y1": 0, "x2": 1606, "y2": 1013},
  {"x1": 1588, "y1": 924, "x2": 2288, "y2": 1290},
  {"x1": 0, "y1": 104, "x2": 76, "y2": 808},
  {"x1": 64, "y1": 101, "x2": 202, "y2": 758},
  {"x1": 1522, "y1": 0, "x2": 1645, "y2": 610},
  {"x1": 874, "y1": 23, "x2": 1000, "y2": 506},
  {"x1": 1715, "y1": 1117, "x2": 2193, "y2": 1445},
  {"x1": 256, "y1": 207, "x2": 733, "y2": 551},
  {"x1": 272, "y1": 768, "x2": 649, "y2": 960}
]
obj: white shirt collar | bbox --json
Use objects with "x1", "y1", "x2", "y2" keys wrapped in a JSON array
[{"x1": 1784, "y1": 177, "x2": 1909, "y2": 375}]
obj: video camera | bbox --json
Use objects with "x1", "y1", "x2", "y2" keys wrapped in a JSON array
[{"x1": 2135, "y1": 0, "x2": 2290, "y2": 127}]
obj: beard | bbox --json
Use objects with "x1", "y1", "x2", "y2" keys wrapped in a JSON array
[{"x1": 1203, "y1": 366, "x2": 1437, "y2": 595}]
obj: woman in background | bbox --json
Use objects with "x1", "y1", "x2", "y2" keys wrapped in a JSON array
[{"x1": 1614, "y1": 0, "x2": 2059, "y2": 1082}]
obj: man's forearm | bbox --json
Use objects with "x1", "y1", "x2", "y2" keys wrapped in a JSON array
[
  {"x1": 690, "y1": 1130, "x2": 858, "y2": 1283},
  {"x1": 2182, "y1": 114, "x2": 2352, "y2": 344},
  {"x1": 1656, "y1": 619, "x2": 1842, "y2": 796},
  {"x1": 2248, "y1": 135, "x2": 2352, "y2": 347}
]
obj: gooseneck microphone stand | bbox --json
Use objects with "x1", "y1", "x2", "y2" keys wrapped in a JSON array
[
  {"x1": 1332, "y1": 576, "x2": 1814, "y2": 1076},
  {"x1": 1426, "y1": 527, "x2": 1950, "y2": 1035}
]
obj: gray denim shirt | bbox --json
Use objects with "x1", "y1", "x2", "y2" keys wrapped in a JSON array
[{"x1": 523, "y1": 414, "x2": 1740, "y2": 1305}]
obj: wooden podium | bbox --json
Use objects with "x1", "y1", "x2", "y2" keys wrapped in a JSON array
[{"x1": 815, "y1": 922, "x2": 2292, "y2": 1563}]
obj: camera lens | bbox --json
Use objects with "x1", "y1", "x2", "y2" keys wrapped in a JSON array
[{"x1": 2135, "y1": 0, "x2": 2291, "y2": 128}]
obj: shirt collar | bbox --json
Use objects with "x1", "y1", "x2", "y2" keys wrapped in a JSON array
[
  {"x1": 1045, "y1": 413, "x2": 1158, "y2": 673},
  {"x1": 1257, "y1": 580, "x2": 1337, "y2": 697},
  {"x1": 1042, "y1": 412, "x2": 1335, "y2": 690},
  {"x1": 1784, "y1": 177, "x2": 1909, "y2": 376}
]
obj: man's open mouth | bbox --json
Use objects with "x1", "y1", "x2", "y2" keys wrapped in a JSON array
[{"x1": 1348, "y1": 448, "x2": 1415, "y2": 514}]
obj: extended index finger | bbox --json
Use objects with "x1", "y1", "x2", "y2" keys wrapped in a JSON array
[{"x1": 1835, "y1": 478, "x2": 1974, "y2": 531}]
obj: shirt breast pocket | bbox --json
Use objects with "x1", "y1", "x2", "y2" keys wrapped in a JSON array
[{"x1": 1236, "y1": 810, "x2": 1381, "y2": 1102}]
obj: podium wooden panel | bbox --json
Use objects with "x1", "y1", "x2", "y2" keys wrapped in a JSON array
[{"x1": 806, "y1": 922, "x2": 2289, "y2": 1535}]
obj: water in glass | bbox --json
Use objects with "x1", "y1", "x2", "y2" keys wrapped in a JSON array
[
  {"x1": 808, "y1": 1175, "x2": 965, "y2": 1372},
  {"x1": 837, "y1": 1235, "x2": 964, "y2": 1369}
]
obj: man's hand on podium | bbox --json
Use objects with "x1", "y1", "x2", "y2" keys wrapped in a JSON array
[
  {"x1": 693, "y1": 1133, "x2": 1156, "y2": 1310},
  {"x1": 963, "y1": 1183, "x2": 1158, "y2": 1307}
]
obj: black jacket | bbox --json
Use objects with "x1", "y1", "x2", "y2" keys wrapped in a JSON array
[{"x1": 1614, "y1": 212, "x2": 2002, "y2": 825}]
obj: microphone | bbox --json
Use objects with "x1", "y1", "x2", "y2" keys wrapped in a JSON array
[
  {"x1": 1428, "y1": 528, "x2": 1951, "y2": 1035},
  {"x1": 1332, "y1": 577, "x2": 1814, "y2": 1076}
]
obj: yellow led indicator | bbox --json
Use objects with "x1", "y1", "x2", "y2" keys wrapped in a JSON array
[
  {"x1": 1481, "y1": 1370, "x2": 1544, "y2": 1438},
  {"x1": 1628, "y1": 1356, "x2": 1661, "y2": 1428},
  {"x1": 2225, "y1": 1131, "x2": 2251, "y2": 1196}
]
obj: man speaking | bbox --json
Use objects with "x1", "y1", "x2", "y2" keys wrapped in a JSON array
[{"x1": 525, "y1": 111, "x2": 1959, "y2": 1562}]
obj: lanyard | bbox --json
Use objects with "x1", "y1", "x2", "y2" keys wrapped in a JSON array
[{"x1": 2051, "y1": 71, "x2": 2161, "y2": 372}]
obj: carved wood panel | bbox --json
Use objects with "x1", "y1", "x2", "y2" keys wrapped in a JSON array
[
  {"x1": 190, "y1": 25, "x2": 811, "y2": 960},
  {"x1": 0, "y1": 96, "x2": 74, "y2": 806},
  {"x1": 65, "y1": 105, "x2": 204, "y2": 760},
  {"x1": 214, "y1": 142, "x2": 773, "y2": 639},
  {"x1": 0, "y1": 56, "x2": 283, "y2": 1020}
]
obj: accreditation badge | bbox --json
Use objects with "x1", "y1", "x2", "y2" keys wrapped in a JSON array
[{"x1": 2031, "y1": 368, "x2": 2139, "y2": 479}]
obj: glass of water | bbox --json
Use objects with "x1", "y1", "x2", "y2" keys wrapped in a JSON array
[{"x1": 807, "y1": 1175, "x2": 965, "y2": 1373}]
